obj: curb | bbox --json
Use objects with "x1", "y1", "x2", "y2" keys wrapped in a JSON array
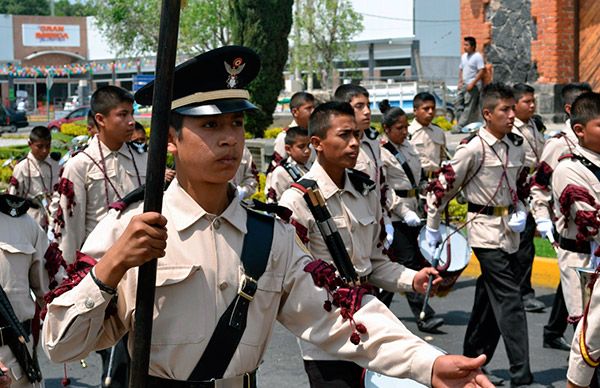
[{"x1": 462, "y1": 253, "x2": 560, "y2": 289}]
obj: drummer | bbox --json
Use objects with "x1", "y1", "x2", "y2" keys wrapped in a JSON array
[
  {"x1": 378, "y1": 100, "x2": 444, "y2": 334},
  {"x1": 424, "y1": 82, "x2": 533, "y2": 386}
]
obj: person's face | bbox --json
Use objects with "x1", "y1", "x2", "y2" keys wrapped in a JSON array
[
  {"x1": 463, "y1": 41, "x2": 475, "y2": 54},
  {"x1": 414, "y1": 100, "x2": 436, "y2": 126},
  {"x1": 87, "y1": 121, "x2": 98, "y2": 137},
  {"x1": 131, "y1": 129, "x2": 147, "y2": 144},
  {"x1": 29, "y1": 139, "x2": 51, "y2": 161},
  {"x1": 291, "y1": 101, "x2": 315, "y2": 128},
  {"x1": 385, "y1": 115, "x2": 409, "y2": 145},
  {"x1": 349, "y1": 94, "x2": 371, "y2": 131},
  {"x1": 285, "y1": 136, "x2": 311, "y2": 165},
  {"x1": 312, "y1": 114, "x2": 360, "y2": 170},
  {"x1": 168, "y1": 112, "x2": 245, "y2": 185},
  {"x1": 95, "y1": 102, "x2": 135, "y2": 146},
  {"x1": 483, "y1": 98, "x2": 516, "y2": 138},
  {"x1": 574, "y1": 117, "x2": 600, "y2": 154},
  {"x1": 515, "y1": 92, "x2": 536, "y2": 122}
]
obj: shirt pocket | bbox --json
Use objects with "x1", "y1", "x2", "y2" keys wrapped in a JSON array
[
  {"x1": 150, "y1": 264, "x2": 207, "y2": 345},
  {"x1": 87, "y1": 169, "x2": 117, "y2": 205},
  {"x1": 0, "y1": 242, "x2": 34, "y2": 296}
]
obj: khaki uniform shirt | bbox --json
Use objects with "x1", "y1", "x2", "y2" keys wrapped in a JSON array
[
  {"x1": 8, "y1": 152, "x2": 60, "y2": 229},
  {"x1": 380, "y1": 137, "x2": 422, "y2": 221},
  {"x1": 264, "y1": 157, "x2": 308, "y2": 203},
  {"x1": 42, "y1": 179, "x2": 441, "y2": 386},
  {"x1": 426, "y1": 127, "x2": 526, "y2": 253},
  {"x1": 408, "y1": 120, "x2": 447, "y2": 175},
  {"x1": 512, "y1": 117, "x2": 545, "y2": 170},
  {"x1": 52, "y1": 136, "x2": 147, "y2": 264},
  {"x1": 272, "y1": 119, "x2": 297, "y2": 159},
  {"x1": 551, "y1": 146, "x2": 600, "y2": 317},
  {"x1": 231, "y1": 146, "x2": 258, "y2": 199},
  {"x1": 279, "y1": 161, "x2": 417, "y2": 361},
  {"x1": 0, "y1": 212, "x2": 49, "y2": 385},
  {"x1": 568, "y1": 276, "x2": 600, "y2": 386}
]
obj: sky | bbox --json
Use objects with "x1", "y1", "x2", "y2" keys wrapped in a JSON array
[{"x1": 351, "y1": 0, "x2": 414, "y2": 41}]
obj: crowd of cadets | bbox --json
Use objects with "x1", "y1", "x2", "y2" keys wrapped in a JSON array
[{"x1": 0, "y1": 43, "x2": 599, "y2": 388}]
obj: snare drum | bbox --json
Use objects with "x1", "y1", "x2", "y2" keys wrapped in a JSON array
[
  {"x1": 363, "y1": 369, "x2": 427, "y2": 388},
  {"x1": 418, "y1": 224, "x2": 471, "y2": 296}
]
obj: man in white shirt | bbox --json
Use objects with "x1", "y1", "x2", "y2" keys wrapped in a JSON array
[{"x1": 456, "y1": 36, "x2": 485, "y2": 128}]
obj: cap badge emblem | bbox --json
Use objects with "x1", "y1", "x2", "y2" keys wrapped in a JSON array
[{"x1": 224, "y1": 57, "x2": 246, "y2": 88}]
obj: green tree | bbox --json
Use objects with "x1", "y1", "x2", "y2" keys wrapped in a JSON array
[
  {"x1": 291, "y1": 0, "x2": 363, "y2": 90},
  {"x1": 229, "y1": 0, "x2": 293, "y2": 137},
  {"x1": 54, "y1": 0, "x2": 96, "y2": 16},
  {"x1": 0, "y1": 0, "x2": 50, "y2": 15}
]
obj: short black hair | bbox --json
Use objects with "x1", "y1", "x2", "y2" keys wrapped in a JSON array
[
  {"x1": 87, "y1": 109, "x2": 97, "y2": 129},
  {"x1": 378, "y1": 99, "x2": 406, "y2": 128},
  {"x1": 512, "y1": 83, "x2": 535, "y2": 102},
  {"x1": 290, "y1": 92, "x2": 315, "y2": 110},
  {"x1": 413, "y1": 92, "x2": 436, "y2": 109},
  {"x1": 561, "y1": 83, "x2": 593, "y2": 106},
  {"x1": 91, "y1": 85, "x2": 134, "y2": 116},
  {"x1": 481, "y1": 82, "x2": 515, "y2": 112},
  {"x1": 169, "y1": 111, "x2": 185, "y2": 136},
  {"x1": 134, "y1": 121, "x2": 146, "y2": 133},
  {"x1": 334, "y1": 84, "x2": 369, "y2": 103},
  {"x1": 29, "y1": 126, "x2": 51, "y2": 142},
  {"x1": 571, "y1": 92, "x2": 600, "y2": 128},
  {"x1": 464, "y1": 36, "x2": 476, "y2": 48},
  {"x1": 284, "y1": 126, "x2": 309, "y2": 146},
  {"x1": 308, "y1": 101, "x2": 355, "y2": 139}
]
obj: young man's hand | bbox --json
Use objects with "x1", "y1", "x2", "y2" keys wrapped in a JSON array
[
  {"x1": 96, "y1": 212, "x2": 168, "y2": 288},
  {"x1": 412, "y1": 267, "x2": 441, "y2": 294},
  {"x1": 431, "y1": 354, "x2": 494, "y2": 388}
]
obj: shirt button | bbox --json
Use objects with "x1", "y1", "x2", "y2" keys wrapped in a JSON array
[
  {"x1": 213, "y1": 218, "x2": 221, "y2": 230},
  {"x1": 219, "y1": 282, "x2": 228, "y2": 290},
  {"x1": 84, "y1": 298, "x2": 95, "y2": 309}
]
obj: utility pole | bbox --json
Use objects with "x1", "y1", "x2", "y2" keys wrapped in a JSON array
[{"x1": 50, "y1": 0, "x2": 55, "y2": 16}]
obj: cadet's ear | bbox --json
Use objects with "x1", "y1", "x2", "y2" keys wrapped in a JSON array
[
  {"x1": 572, "y1": 122, "x2": 585, "y2": 140},
  {"x1": 482, "y1": 107, "x2": 492, "y2": 122},
  {"x1": 284, "y1": 143, "x2": 292, "y2": 154},
  {"x1": 311, "y1": 135, "x2": 322, "y2": 153},
  {"x1": 167, "y1": 127, "x2": 178, "y2": 155}
]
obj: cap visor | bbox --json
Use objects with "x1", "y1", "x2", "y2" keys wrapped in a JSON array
[{"x1": 174, "y1": 99, "x2": 257, "y2": 116}]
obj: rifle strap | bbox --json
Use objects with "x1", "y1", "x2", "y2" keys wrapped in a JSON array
[
  {"x1": 574, "y1": 154, "x2": 600, "y2": 183},
  {"x1": 382, "y1": 142, "x2": 417, "y2": 188},
  {"x1": 187, "y1": 205, "x2": 275, "y2": 381}
]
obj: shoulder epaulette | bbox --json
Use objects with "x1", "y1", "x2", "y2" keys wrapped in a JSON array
[
  {"x1": 127, "y1": 141, "x2": 148, "y2": 154},
  {"x1": 291, "y1": 178, "x2": 317, "y2": 193},
  {"x1": 243, "y1": 199, "x2": 292, "y2": 223},
  {"x1": 365, "y1": 127, "x2": 379, "y2": 140},
  {"x1": 108, "y1": 185, "x2": 146, "y2": 212},
  {"x1": 0, "y1": 193, "x2": 32, "y2": 217},
  {"x1": 558, "y1": 152, "x2": 575, "y2": 162},
  {"x1": 347, "y1": 169, "x2": 376, "y2": 195},
  {"x1": 50, "y1": 151, "x2": 62, "y2": 162},
  {"x1": 460, "y1": 132, "x2": 478, "y2": 145},
  {"x1": 506, "y1": 132, "x2": 524, "y2": 146},
  {"x1": 552, "y1": 132, "x2": 566, "y2": 139}
]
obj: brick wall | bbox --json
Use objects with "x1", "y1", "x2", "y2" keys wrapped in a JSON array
[{"x1": 460, "y1": 0, "x2": 492, "y2": 56}]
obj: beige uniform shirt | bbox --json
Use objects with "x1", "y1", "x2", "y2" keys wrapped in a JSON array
[
  {"x1": 52, "y1": 136, "x2": 147, "y2": 264},
  {"x1": 231, "y1": 146, "x2": 258, "y2": 199},
  {"x1": 0, "y1": 211, "x2": 49, "y2": 385},
  {"x1": 426, "y1": 127, "x2": 526, "y2": 253},
  {"x1": 512, "y1": 117, "x2": 545, "y2": 170},
  {"x1": 380, "y1": 138, "x2": 422, "y2": 221},
  {"x1": 551, "y1": 146, "x2": 600, "y2": 317},
  {"x1": 408, "y1": 120, "x2": 447, "y2": 174},
  {"x1": 42, "y1": 179, "x2": 442, "y2": 386},
  {"x1": 8, "y1": 152, "x2": 60, "y2": 229},
  {"x1": 567, "y1": 276, "x2": 600, "y2": 386},
  {"x1": 272, "y1": 119, "x2": 297, "y2": 159},
  {"x1": 264, "y1": 157, "x2": 308, "y2": 203}
]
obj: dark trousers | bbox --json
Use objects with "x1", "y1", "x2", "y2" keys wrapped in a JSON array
[
  {"x1": 543, "y1": 281, "x2": 569, "y2": 340},
  {"x1": 98, "y1": 336, "x2": 130, "y2": 388},
  {"x1": 303, "y1": 360, "x2": 363, "y2": 388},
  {"x1": 464, "y1": 248, "x2": 532, "y2": 385},
  {"x1": 387, "y1": 221, "x2": 435, "y2": 319},
  {"x1": 514, "y1": 214, "x2": 536, "y2": 300}
]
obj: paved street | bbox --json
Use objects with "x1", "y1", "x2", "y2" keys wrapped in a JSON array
[{"x1": 36, "y1": 275, "x2": 570, "y2": 387}]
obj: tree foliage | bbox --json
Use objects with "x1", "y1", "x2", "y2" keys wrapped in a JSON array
[
  {"x1": 0, "y1": 0, "x2": 49, "y2": 15},
  {"x1": 229, "y1": 0, "x2": 293, "y2": 137},
  {"x1": 54, "y1": 0, "x2": 96, "y2": 16},
  {"x1": 290, "y1": 0, "x2": 363, "y2": 90}
]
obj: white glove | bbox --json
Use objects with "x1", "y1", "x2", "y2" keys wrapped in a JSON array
[
  {"x1": 425, "y1": 226, "x2": 442, "y2": 248},
  {"x1": 508, "y1": 210, "x2": 527, "y2": 233},
  {"x1": 535, "y1": 218, "x2": 554, "y2": 239},
  {"x1": 384, "y1": 223, "x2": 394, "y2": 250},
  {"x1": 237, "y1": 186, "x2": 248, "y2": 201},
  {"x1": 403, "y1": 210, "x2": 421, "y2": 227}
]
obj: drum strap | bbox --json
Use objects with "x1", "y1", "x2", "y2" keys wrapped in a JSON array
[
  {"x1": 382, "y1": 142, "x2": 417, "y2": 188},
  {"x1": 574, "y1": 154, "x2": 600, "y2": 183}
]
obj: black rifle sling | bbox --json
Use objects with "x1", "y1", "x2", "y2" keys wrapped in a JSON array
[
  {"x1": 575, "y1": 154, "x2": 600, "y2": 183},
  {"x1": 188, "y1": 206, "x2": 275, "y2": 381},
  {"x1": 382, "y1": 142, "x2": 417, "y2": 188},
  {"x1": 283, "y1": 162, "x2": 303, "y2": 182}
]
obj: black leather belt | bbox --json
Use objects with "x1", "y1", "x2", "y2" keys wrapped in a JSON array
[
  {"x1": 147, "y1": 370, "x2": 257, "y2": 388},
  {"x1": 0, "y1": 320, "x2": 31, "y2": 347},
  {"x1": 558, "y1": 236, "x2": 591, "y2": 254},
  {"x1": 394, "y1": 189, "x2": 418, "y2": 198},
  {"x1": 467, "y1": 202, "x2": 514, "y2": 217}
]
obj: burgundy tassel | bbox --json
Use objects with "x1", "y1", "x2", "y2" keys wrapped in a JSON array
[
  {"x1": 440, "y1": 164, "x2": 456, "y2": 190},
  {"x1": 56, "y1": 177, "x2": 76, "y2": 217},
  {"x1": 530, "y1": 161, "x2": 553, "y2": 191},
  {"x1": 426, "y1": 180, "x2": 446, "y2": 207}
]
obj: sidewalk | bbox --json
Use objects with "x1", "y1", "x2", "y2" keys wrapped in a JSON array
[{"x1": 463, "y1": 254, "x2": 560, "y2": 288}]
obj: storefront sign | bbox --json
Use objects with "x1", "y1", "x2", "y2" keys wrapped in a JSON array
[{"x1": 22, "y1": 24, "x2": 81, "y2": 47}]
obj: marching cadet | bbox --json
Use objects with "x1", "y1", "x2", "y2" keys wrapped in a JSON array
[
  {"x1": 530, "y1": 82, "x2": 592, "y2": 351},
  {"x1": 378, "y1": 100, "x2": 444, "y2": 334},
  {"x1": 231, "y1": 145, "x2": 258, "y2": 201},
  {"x1": 7, "y1": 126, "x2": 60, "y2": 231},
  {"x1": 264, "y1": 126, "x2": 310, "y2": 203},
  {"x1": 510, "y1": 83, "x2": 547, "y2": 313},
  {"x1": 425, "y1": 82, "x2": 532, "y2": 387},
  {"x1": 552, "y1": 92, "x2": 600, "y2": 388},
  {"x1": 408, "y1": 92, "x2": 447, "y2": 180},
  {"x1": 50, "y1": 85, "x2": 147, "y2": 265},
  {"x1": 0, "y1": 193, "x2": 49, "y2": 387},
  {"x1": 42, "y1": 46, "x2": 493, "y2": 388}
]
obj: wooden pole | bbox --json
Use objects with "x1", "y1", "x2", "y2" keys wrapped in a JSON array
[{"x1": 128, "y1": 0, "x2": 181, "y2": 386}]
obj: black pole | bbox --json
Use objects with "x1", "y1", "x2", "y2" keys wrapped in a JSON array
[{"x1": 128, "y1": 0, "x2": 181, "y2": 386}]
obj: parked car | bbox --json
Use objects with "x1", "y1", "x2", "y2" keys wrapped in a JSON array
[
  {"x1": 0, "y1": 105, "x2": 29, "y2": 134},
  {"x1": 48, "y1": 106, "x2": 90, "y2": 132},
  {"x1": 64, "y1": 95, "x2": 80, "y2": 111}
]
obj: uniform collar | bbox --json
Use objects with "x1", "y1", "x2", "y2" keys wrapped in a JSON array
[
  {"x1": 579, "y1": 147, "x2": 600, "y2": 165},
  {"x1": 165, "y1": 179, "x2": 246, "y2": 233},
  {"x1": 409, "y1": 119, "x2": 429, "y2": 132},
  {"x1": 26, "y1": 151, "x2": 47, "y2": 165},
  {"x1": 307, "y1": 160, "x2": 361, "y2": 200},
  {"x1": 513, "y1": 117, "x2": 527, "y2": 129},
  {"x1": 91, "y1": 135, "x2": 133, "y2": 160},
  {"x1": 479, "y1": 126, "x2": 506, "y2": 147},
  {"x1": 564, "y1": 119, "x2": 579, "y2": 143}
]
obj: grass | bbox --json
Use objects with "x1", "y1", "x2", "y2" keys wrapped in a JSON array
[{"x1": 534, "y1": 236, "x2": 557, "y2": 258}]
